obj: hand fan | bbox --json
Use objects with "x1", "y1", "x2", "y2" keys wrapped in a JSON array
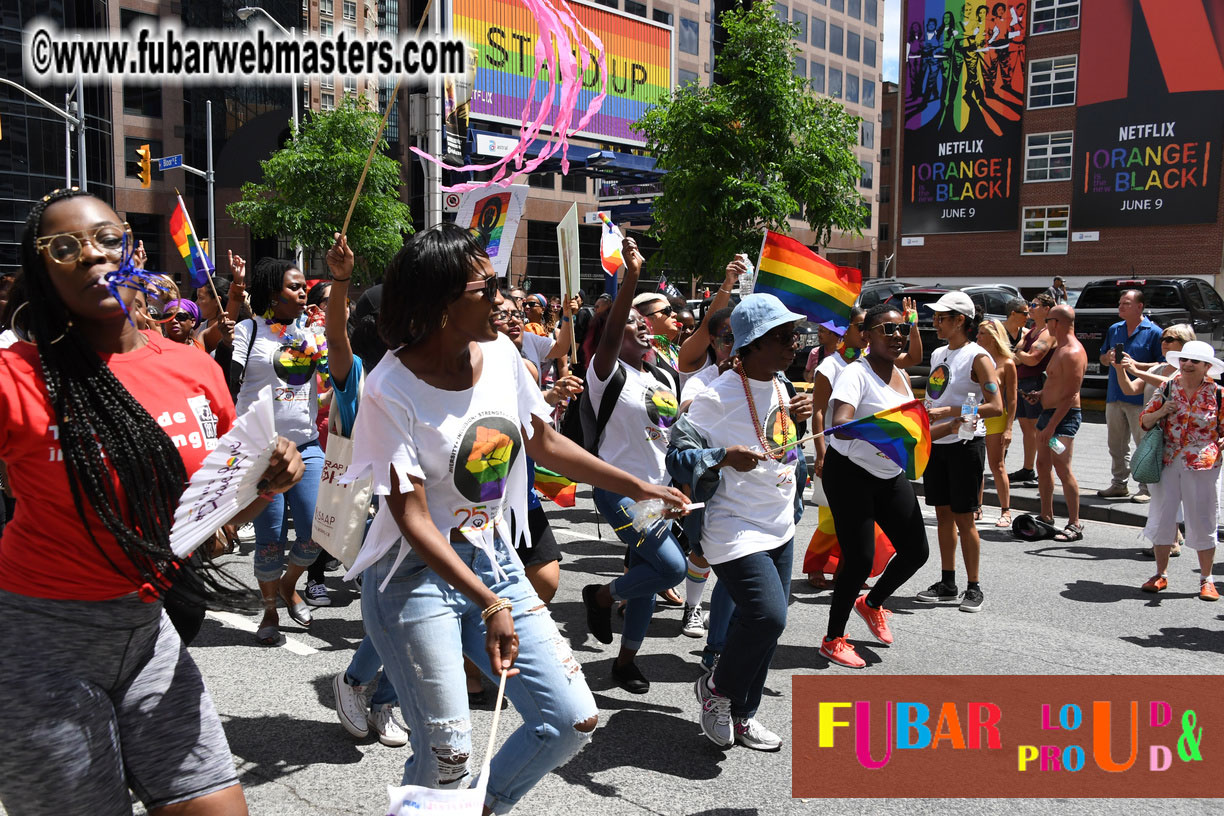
[{"x1": 170, "y1": 386, "x2": 277, "y2": 558}]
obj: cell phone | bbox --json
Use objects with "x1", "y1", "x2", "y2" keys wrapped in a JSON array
[{"x1": 1114, "y1": 342, "x2": 1125, "y2": 360}]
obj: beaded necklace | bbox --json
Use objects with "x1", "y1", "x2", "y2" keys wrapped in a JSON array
[
  {"x1": 735, "y1": 358, "x2": 789, "y2": 461},
  {"x1": 264, "y1": 315, "x2": 328, "y2": 367}
]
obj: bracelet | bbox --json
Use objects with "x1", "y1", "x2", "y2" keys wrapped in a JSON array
[
  {"x1": 560, "y1": 316, "x2": 571, "y2": 323},
  {"x1": 481, "y1": 598, "x2": 513, "y2": 622},
  {"x1": 331, "y1": 276, "x2": 351, "y2": 282},
  {"x1": 718, "y1": 286, "x2": 732, "y2": 294}
]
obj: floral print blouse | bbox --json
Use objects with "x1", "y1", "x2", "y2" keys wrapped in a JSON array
[{"x1": 1140, "y1": 374, "x2": 1224, "y2": 470}]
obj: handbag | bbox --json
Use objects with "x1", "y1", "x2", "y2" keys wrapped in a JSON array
[
  {"x1": 312, "y1": 372, "x2": 374, "y2": 568},
  {"x1": 1132, "y1": 382, "x2": 1172, "y2": 485}
]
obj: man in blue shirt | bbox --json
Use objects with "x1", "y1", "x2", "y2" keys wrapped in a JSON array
[{"x1": 1097, "y1": 289, "x2": 1163, "y2": 501}]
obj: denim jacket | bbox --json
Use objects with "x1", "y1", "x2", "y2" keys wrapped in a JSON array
[{"x1": 666, "y1": 413, "x2": 807, "y2": 547}]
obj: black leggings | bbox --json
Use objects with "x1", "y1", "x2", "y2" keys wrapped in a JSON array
[{"x1": 823, "y1": 448, "x2": 930, "y2": 640}]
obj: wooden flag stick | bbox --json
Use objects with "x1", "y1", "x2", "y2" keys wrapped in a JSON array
[{"x1": 340, "y1": 0, "x2": 436, "y2": 237}]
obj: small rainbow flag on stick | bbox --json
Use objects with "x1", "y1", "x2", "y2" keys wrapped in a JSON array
[
  {"x1": 170, "y1": 192, "x2": 214, "y2": 288},
  {"x1": 533, "y1": 465, "x2": 577, "y2": 507},
  {"x1": 830, "y1": 399, "x2": 932, "y2": 480},
  {"x1": 753, "y1": 230, "x2": 861, "y2": 331}
]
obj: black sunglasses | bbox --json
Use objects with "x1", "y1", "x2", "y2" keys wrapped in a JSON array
[
  {"x1": 172, "y1": 311, "x2": 195, "y2": 323},
  {"x1": 762, "y1": 326, "x2": 799, "y2": 344},
  {"x1": 464, "y1": 275, "x2": 499, "y2": 303},
  {"x1": 871, "y1": 321, "x2": 906, "y2": 336},
  {"x1": 1161, "y1": 335, "x2": 1179, "y2": 342},
  {"x1": 643, "y1": 306, "x2": 674, "y2": 318}
]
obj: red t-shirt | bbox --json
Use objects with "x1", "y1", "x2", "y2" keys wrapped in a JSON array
[{"x1": 0, "y1": 332, "x2": 237, "y2": 601}]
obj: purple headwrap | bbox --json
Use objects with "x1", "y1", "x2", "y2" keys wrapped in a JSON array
[{"x1": 165, "y1": 298, "x2": 200, "y2": 326}]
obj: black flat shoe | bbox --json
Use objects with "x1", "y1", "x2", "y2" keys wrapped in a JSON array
[
  {"x1": 583, "y1": 584, "x2": 613, "y2": 644},
  {"x1": 611, "y1": 660, "x2": 650, "y2": 694}
]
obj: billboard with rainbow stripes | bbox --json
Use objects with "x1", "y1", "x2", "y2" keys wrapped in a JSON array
[{"x1": 453, "y1": 0, "x2": 673, "y2": 146}]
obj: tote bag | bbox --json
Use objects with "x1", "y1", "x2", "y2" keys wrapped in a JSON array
[
  {"x1": 1132, "y1": 382, "x2": 1172, "y2": 486},
  {"x1": 313, "y1": 377, "x2": 374, "y2": 568}
]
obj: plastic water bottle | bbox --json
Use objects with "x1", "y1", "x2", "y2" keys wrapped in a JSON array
[
  {"x1": 958, "y1": 393, "x2": 979, "y2": 441},
  {"x1": 1048, "y1": 437, "x2": 1067, "y2": 455}
]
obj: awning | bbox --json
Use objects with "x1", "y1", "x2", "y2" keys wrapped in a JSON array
[{"x1": 467, "y1": 129, "x2": 664, "y2": 186}]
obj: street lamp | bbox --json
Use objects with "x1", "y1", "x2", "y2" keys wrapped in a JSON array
[
  {"x1": 237, "y1": 5, "x2": 304, "y2": 268},
  {"x1": 0, "y1": 76, "x2": 86, "y2": 191}
]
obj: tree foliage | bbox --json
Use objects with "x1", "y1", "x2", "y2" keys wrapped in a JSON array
[
  {"x1": 227, "y1": 96, "x2": 411, "y2": 282},
  {"x1": 634, "y1": 2, "x2": 867, "y2": 282}
]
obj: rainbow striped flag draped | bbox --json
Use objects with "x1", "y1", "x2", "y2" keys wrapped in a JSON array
[
  {"x1": 753, "y1": 231, "x2": 861, "y2": 331},
  {"x1": 829, "y1": 399, "x2": 932, "y2": 480},
  {"x1": 169, "y1": 193, "x2": 214, "y2": 288},
  {"x1": 533, "y1": 465, "x2": 577, "y2": 507}
]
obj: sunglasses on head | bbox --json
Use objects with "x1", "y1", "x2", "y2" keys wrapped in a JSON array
[
  {"x1": 36, "y1": 222, "x2": 132, "y2": 264},
  {"x1": 464, "y1": 275, "x2": 499, "y2": 303},
  {"x1": 871, "y1": 321, "x2": 906, "y2": 336}
]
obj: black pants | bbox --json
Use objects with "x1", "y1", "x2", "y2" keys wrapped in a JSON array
[{"x1": 823, "y1": 448, "x2": 930, "y2": 639}]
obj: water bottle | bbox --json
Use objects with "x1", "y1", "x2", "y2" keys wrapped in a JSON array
[
  {"x1": 958, "y1": 393, "x2": 979, "y2": 441},
  {"x1": 1048, "y1": 437, "x2": 1066, "y2": 455}
]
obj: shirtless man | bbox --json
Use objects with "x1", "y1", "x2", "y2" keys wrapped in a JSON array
[{"x1": 1025, "y1": 305, "x2": 1088, "y2": 542}]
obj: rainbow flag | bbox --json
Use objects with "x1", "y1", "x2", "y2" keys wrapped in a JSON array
[
  {"x1": 169, "y1": 194, "x2": 214, "y2": 288},
  {"x1": 803, "y1": 505, "x2": 895, "y2": 578},
  {"x1": 598, "y1": 212, "x2": 624, "y2": 297},
  {"x1": 829, "y1": 400, "x2": 931, "y2": 480},
  {"x1": 533, "y1": 466, "x2": 576, "y2": 507},
  {"x1": 754, "y1": 231, "x2": 861, "y2": 331}
]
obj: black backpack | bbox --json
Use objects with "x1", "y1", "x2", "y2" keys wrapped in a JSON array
[
  {"x1": 1011, "y1": 513, "x2": 1060, "y2": 541},
  {"x1": 561, "y1": 359, "x2": 678, "y2": 454}
]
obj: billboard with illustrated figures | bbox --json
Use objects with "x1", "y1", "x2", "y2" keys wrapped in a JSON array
[
  {"x1": 1071, "y1": 0, "x2": 1224, "y2": 228},
  {"x1": 901, "y1": 0, "x2": 1026, "y2": 234}
]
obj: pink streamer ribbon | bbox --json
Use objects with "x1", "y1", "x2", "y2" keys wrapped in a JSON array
[{"x1": 410, "y1": 0, "x2": 607, "y2": 193}]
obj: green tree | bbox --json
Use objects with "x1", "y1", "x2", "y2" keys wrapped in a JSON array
[
  {"x1": 634, "y1": 2, "x2": 867, "y2": 282},
  {"x1": 227, "y1": 96, "x2": 410, "y2": 282}
]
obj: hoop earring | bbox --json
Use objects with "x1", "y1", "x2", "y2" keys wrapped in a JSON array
[
  {"x1": 10, "y1": 301, "x2": 71, "y2": 346},
  {"x1": 441, "y1": 313, "x2": 449, "y2": 329}
]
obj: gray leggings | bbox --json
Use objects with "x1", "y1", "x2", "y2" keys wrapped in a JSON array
[{"x1": 0, "y1": 588, "x2": 238, "y2": 815}]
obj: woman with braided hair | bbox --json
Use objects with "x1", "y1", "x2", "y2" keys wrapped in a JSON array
[{"x1": 0, "y1": 188, "x2": 303, "y2": 816}]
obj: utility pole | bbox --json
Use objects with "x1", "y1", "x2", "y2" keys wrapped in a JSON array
[{"x1": 1, "y1": 77, "x2": 86, "y2": 190}]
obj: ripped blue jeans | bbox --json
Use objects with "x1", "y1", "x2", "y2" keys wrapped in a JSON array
[{"x1": 362, "y1": 537, "x2": 597, "y2": 815}]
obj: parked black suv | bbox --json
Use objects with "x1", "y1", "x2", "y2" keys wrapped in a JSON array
[{"x1": 1073, "y1": 277, "x2": 1224, "y2": 384}]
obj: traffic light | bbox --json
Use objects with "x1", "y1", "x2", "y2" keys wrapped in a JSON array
[{"x1": 136, "y1": 144, "x2": 151, "y2": 188}]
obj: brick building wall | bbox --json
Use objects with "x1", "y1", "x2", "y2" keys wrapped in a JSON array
[{"x1": 895, "y1": 16, "x2": 1224, "y2": 289}]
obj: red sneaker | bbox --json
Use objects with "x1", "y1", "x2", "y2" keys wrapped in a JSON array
[
  {"x1": 854, "y1": 595, "x2": 894, "y2": 645},
  {"x1": 1200, "y1": 581, "x2": 1219, "y2": 601},
  {"x1": 820, "y1": 636, "x2": 866, "y2": 669},
  {"x1": 1141, "y1": 575, "x2": 1168, "y2": 593}
]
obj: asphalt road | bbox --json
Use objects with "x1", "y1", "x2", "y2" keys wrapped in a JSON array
[{"x1": 124, "y1": 489, "x2": 1224, "y2": 816}]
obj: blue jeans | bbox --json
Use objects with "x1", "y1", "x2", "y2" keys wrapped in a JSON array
[
  {"x1": 705, "y1": 579, "x2": 735, "y2": 655},
  {"x1": 362, "y1": 538, "x2": 597, "y2": 815},
  {"x1": 253, "y1": 440, "x2": 323, "y2": 583},
  {"x1": 709, "y1": 538, "x2": 793, "y2": 719},
  {"x1": 346, "y1": 635, "x2": 396, "y2": 708},
  {"x1": 592, "y1": 488, "x2": 687, "y2": 652}
]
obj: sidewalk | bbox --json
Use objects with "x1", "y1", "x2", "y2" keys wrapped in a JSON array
[{"x1": 912, "y1": 411, "x2": 1152, "y2": 527}]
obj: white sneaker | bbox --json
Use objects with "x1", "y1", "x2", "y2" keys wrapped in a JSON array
[
  {"x1": 695, "y1": 674, "x2": 733, "y2": 747},
  {"x1": 333, "y1": 672, "x2": 369, "y2": 738},
  {"x1": 734, "y1": 716, "x2": 783, "y2": 751},
  {"x1": 681, "y1": 603, "x2": 706, "y2": 638},
  {"x1": 369, "y1": 704, "x2": 409, "y2": 747}
]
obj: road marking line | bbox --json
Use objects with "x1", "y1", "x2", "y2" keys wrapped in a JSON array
[{"x1": 206, "y1": 611, "x2": 318, "y2": 655}]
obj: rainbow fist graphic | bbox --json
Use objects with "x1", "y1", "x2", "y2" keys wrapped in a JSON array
[
  {"x1": 465, "y1": 426, "x2": 515, "y2": 502},
  {"x1": 770, "y1": 409, "x2": 800, "y2": 463}
]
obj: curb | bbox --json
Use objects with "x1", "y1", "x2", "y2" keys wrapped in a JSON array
[{"x1": 911, "y1": 482, "x2": 1149, "y2": 528}]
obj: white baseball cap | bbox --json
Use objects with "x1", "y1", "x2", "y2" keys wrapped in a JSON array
[{"x1": 929, "y1": 291, "x2": 976, "y2": 318}]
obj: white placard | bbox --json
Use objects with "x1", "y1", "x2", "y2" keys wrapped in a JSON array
[
  {"x1": 901, "y1": 236, "x2": 925, "y2": 246},
  {"x1": 584, "y1": 210, "x2": 611, "y2": 225},
  {"x1": 453, "y1": 185, "x2": 529, "y2": 278},
  {"x1": 557, "y1": 203, "x2": 580, "y2": 297},
  {"x1": 1072, "y1": 231, "x2": 1100, "y2": 242}
]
